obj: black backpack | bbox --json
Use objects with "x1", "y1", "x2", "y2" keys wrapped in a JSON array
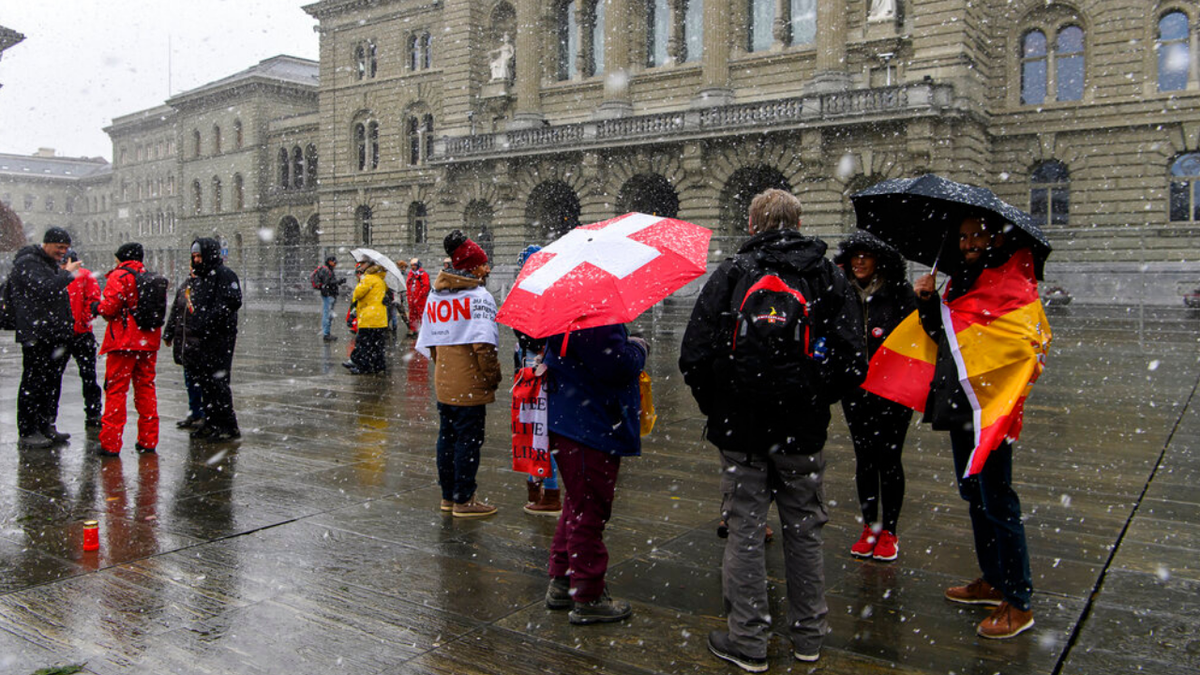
[
  {"x1": 118, "y1": 268, "x2": 170, "y2": 331},
  {"x1": 727, "y1": 263, "x2": 824, "y2": 406},
  {"x1": 310, "y1": 266, "x2": 325, "y2": 290}
]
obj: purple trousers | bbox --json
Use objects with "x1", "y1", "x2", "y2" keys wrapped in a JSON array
[{"x1": 547, "y1": 433, "x2": 622, "y2": 603}]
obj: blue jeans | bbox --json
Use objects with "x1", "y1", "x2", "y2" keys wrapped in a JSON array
[
  {"x1": 321, "y1": 295, "x2": 336, "y2": 336},
  {"x1": 436, "y1": 403, "x2": 487, "y2": 503},
  {"x1": 184, "y1": 368, "x2": 205, "y2": 420},
  {"x1": 951, "y1": 430, "x2": 1032, "y2": 611},
  {"x1": 527, "y1": 455, "x2": 559, "y2": 490}
]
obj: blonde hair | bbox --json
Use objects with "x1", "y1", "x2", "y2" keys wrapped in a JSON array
[{"x1": 748, "y1": 189, "x2": 802, "y2": 233}]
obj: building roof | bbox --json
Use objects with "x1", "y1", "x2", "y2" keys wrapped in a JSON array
[
  {"x1": 0, "y1": 25, "x2": 24, "y2": 54},
  {"x1": 0, "y1": 152, "x2": 111, "y2": 180},
  {"x1": 106, "y1": 104, "x2": 177, "y2": 136},
  {"x1": 166, "y1": 55, "x2": 318, "y2": 107}
]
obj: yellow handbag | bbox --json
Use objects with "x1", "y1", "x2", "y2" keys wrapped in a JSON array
[{"x1": 639, "y1": 371, "x2": 657, "y2": 437}]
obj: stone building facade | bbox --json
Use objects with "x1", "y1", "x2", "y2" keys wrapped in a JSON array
[
  {"x1": 0, "y1": 149, "x2": 111, "y2": 252},
  {"x1": 302, "y1": 0, "x2": 1200, "y2": 303}
]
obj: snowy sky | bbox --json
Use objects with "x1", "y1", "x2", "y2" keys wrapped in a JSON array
[{"x1": 0, "y1": 1, "x2": 319, "y2": 161}]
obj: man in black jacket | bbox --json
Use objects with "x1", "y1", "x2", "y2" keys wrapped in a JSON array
[
  {"x1": 313, "y1": 255, "x2": 345, "y2": 341},
  {"x1": 184, "y1": 237, "x2": 242, "y2": 441},
  {"x1": 8, "y1": 227, "x2": 82, "y2": 448},
  {"x1": 680, "y1": 189, "x2": 865, "y2": 670}
]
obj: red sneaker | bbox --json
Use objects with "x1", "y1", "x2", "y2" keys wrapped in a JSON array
[
  {"x1": 873, "y1": 530, "x2": 898, "y2": 561},
  {"x1": 850, "y1": 524, "x2": 877, "y2": 558}
]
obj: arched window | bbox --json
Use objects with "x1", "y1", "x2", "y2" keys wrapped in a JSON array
[
  {"x1": 1020, "y1": 19, "x2": 1086, "y2": 105},
  {"x1": 683, "y1": 0, "x2": 703, "y2": 62},
  {"x1": 420, "y1": 32, "x2": 432, "y2": 69},
  {"x1": 292, "y1": 146, "x2": 304, "y2": 189},
  {"x1": 212, "y1": 124, "x2": 222, "y2": 154},
  {"x1": 356, "y1": 205, "x2": 373, "y2": 244},
  {"x1": 368, "y1": 121, "x2": 380, "y2": 169},
  {"x1": 192, "y1": 129, "x2": 202, "y2": 157},
  {"x1": 234, "y1": 119, "x2": 244, "y2": 148},
  {"x1": 212, "y1": 176, "x2": 223, "y2": 213},
  {"x1": 748, "y1": 0, "x2": 774, "y2": 52},
  {"x1": 1030, "y1": 160, "x2": 1069, "y2": 226},
  {"x1": 408, "y1": 32, "x2": 432, "y2": 70},
  {"x1": 557, "y1": 1, "x2": 578, "y2": 80},
  {"x1": 407, "y1": 113, "x2": 435, "y2": 165},
  {"x1": 355, "y1": 44, "x2": 366, "y2": 80},
  {"x1": 192, "y1": 180, "x2": 202, "y2": 215},
  {"x1": 233, "y1": 174, "x2": 244, "y2": 211},
  {"x1": 646, "y1": 0, "x2": 669, "y2": 67},
  {"x1": 355, "y1": 123, "x2": 367, "y2": 171},
  {"x1": 1169, "y1": 153, "x2": 1200, "y2": 222},
  {"x1": 423, "y1": 115, "x2": 435, "y2": 162},
  {"x1": 409, "y1": 201, "x2": 428, "y2": 244},
  {"x1": 279, "y1": 147, "x2": 290, "y2": 187},
  {"x1": 789, "y1": 0, "x2": 816, "y2": 46},
  {"x1": 167, "y1": 175, "x2": 175, "y2": 196},
  {"x1": 369, "y1": 40, "x2": 378, "y2": 77},
  {"x1": 1055, "y1": 25, "x2": 1084, "y2": 101},
  {"x1": 305, "y1": 144, "x2": 318, "y2": 186},
  {"x1": 1021, "y1": 30, "x2": 1048, "y2": 105},
  {"x1": 1158, "y1": 11, "x2": 1191, "y2": 92}
]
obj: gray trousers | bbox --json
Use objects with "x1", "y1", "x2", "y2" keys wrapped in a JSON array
[{"x1": 719, "y1": 448, "x2": 830, "y2": 657}]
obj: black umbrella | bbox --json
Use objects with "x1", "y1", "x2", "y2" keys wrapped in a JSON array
[{"x1": 850, "y1": 174, "x2": 1052, "y2": 279}]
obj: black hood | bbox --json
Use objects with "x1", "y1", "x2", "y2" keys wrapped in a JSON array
[
  {"x1": 192, "y1": 237, "x2": 223, "y2": 274},
  {"x1": 737, "y1": 229, "x2": 828, "y2": 275},
  {"x1": 833, "y1": 229, "x2": 907, "y2": 283}
]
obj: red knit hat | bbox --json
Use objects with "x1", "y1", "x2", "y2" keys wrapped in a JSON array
[{"x1": 449, "y1": 236, "x2": 488, "y2": 270}]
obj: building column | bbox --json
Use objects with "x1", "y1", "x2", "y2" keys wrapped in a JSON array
[
  {"x1": 806, "y1": 0, "x2": 850, "y2": 93},
  {"x1": 693, "y1": 0, "x2": 734, "y2": 106},
  {"x1": 510, "y1": 0, "x2": 544, "y2": 128},
  {"x1": 597, "y1": 0, "x2": 633, "y2": 117}
]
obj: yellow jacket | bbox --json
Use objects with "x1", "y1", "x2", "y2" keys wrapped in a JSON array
[{"x1": 352, "y1": 271, "x2": 388, "y2": 329}]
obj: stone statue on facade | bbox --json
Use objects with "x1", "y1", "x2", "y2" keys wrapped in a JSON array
[
  {"x1": 868, "y1": 0, "x2": 896, "y2": 22},
  {"x1": 489, "y1": 34, "x2": 514, "y2": 82}
]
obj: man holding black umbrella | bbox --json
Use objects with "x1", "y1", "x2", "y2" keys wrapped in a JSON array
[{"x1": 910, "y1": 214, "x2": 1044, "y2": 639}]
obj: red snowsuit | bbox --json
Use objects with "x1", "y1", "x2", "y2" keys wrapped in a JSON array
[
  {"x1": 406, "y1": 268, "x2": 431, "y2": 334},
  {"x1": 97, "y1": 261, "x2": 164, "y2": 454}
]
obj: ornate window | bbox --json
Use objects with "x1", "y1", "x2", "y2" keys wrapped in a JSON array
[
  {"x1": 646, "y1": 0, "x2": 670, "y2": 67},
  {"x1": 356, "y1": 205, "x2": 373, "y2": 244},
  {"x1": 355, "y1": 123, "x2": 366, "y2": 171},
  {"x1": 354, "y1": 120, "x2": 378, "y2": 171},
  {"x1": 683, "y1": 0, "x2": 703, "y2": 62},
  {"x1": 234, "y1": 120, "x2": 244, "y2": 149},
  {"x1": 409, "y1": 201, "x2": 428, "y2": 244},
  {"x1": 212, "y1": 176, "x2": 223, "y2": 213},
  {"x1": 789, "y1": 0, "x2": 816, "y2": 46},
  {"x1": 407, "y1": 113, "x2": 434, "y2": 165},
  {"x1": 292, "y1": 146, "x2": 304, "y2": 189},
  {"x1": 1019, "y1": 17, "x2": 1086, "y2": 105},
  {"x1": 279, "y1": 147, "x2": 290, "y2": 186},
  {"x1": 1158, "y1": 11, "x2": 1191, "y2": 92},
  {"x1": 212, "y1": 124, "x2": 222, "y2": 154},
  {"x1": 369, "y1": 121, "x2": 380, "y2": 169},
  {"x1": 369, "y1": 41, "x2": 379, "y2": 77},
  {"x1": 234, "y1": 174, "x2": 244, "y2": 211},
  {"x1": 355, "y1": 43, "x2": 367, "y2": 80},
  {"x1": 1030, "y1": 160, "x2": 1069, "y2": 226},
  {"x1": 420, "y1": 33, "x2": 432, "y2": 69},
  {"x1": 408, "y1": 32, "x2": 432, "y2": 71},
  {"x1": 192, "y1": 129, "x2": 202, "y2": 158},
  {"x1": 748, "y1": 0, "x2": 774, "y2": 52},
  {"x1": 305, "y1": 144, "x2": 318, "y2": 186},
  {"x1": 1169, "y1": 153, "x2": 1200, "y2": 222},
  {"x1": 556, "y1": 1, "x2": 579, "y2": 80}
]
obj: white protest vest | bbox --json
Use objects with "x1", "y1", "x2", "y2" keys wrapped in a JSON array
[{"x1": 415, "y1": 284, "x2": 499, "y2": 358}]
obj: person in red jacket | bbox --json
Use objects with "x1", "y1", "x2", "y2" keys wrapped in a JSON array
[
  {"x1": 405, "y1": 259, "x2": 430, "y2": 338},
  {"x1": 95, "y1": 243, "x2": 163, "y2": 457},
  {"x1": 61, "y1": 249, "x2": 103, "y2": 428}
]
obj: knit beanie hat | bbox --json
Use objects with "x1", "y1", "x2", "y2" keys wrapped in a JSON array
[
  {"x1": 43, "y1": 227, "x2": 71, "y2": 245},
  {"x1": 444, "y1": 229, "x2": 488, "y2": 270},
  {"x1": 116, "y1": 242, "x2": 144, "y2": 262}
]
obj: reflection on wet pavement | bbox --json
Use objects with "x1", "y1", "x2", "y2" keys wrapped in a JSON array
[{"x1": 0, "y1": 306, "x2": 1198, "y2": 674}]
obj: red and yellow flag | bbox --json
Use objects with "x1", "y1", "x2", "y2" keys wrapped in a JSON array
[{"x1": 862, "y1": 248, "x2": 1052, "y2": 477}]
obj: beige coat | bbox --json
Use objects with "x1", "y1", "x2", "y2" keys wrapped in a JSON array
[{"x1": 428, "y1": 270, "x2": 502, "y2": 406}]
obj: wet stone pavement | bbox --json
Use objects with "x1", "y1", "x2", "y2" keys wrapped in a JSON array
[{"x1": 0, "y1": 305, "x2": 1198, "y2": 675}]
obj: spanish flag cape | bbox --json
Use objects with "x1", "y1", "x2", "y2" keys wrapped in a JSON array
[{"x1": 861, "y1": 248, "x2": 1052, "y2": 477}]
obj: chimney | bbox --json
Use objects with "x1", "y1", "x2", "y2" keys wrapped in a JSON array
[{"x1": 34, "y1": 147, "x2": 56, "y2": 157}]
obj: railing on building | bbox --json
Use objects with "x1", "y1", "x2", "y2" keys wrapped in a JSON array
[{"x1": 432, "y1": 83, "x2": 953, "y2": 163}]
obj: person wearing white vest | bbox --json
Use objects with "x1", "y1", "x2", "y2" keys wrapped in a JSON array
[{"x1": 417, "y1": 230, "x2": 502, "y2": 518}]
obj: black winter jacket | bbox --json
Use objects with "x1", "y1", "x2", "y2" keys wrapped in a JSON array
[
  {"x1": 314, "y1": 265, "x2": 344, "y2": 298},
  {"x1": 7, "y1": 245, "x2": 74, "y2": 345},
  {"x1": 833, "y1": 230, "x2": 917, "y2": 358},
  {"x1": 679, "y1": 229, "x2": 867, "y2": 454},
  {"x1": 183, "y1": 238, "x2": 241, "y2": 363},
  {"x1": 163, "y1": 278, "x2": 200, "y2": 366}
]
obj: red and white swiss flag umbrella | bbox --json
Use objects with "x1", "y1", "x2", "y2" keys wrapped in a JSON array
[{"x1": 497, "y1": 212, "x2": 712, "y2": 338}]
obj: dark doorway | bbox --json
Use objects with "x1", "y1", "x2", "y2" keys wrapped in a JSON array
[
  {"x1": 525, "y1": 180, "x2": 581, "y2": 243},
  {"x1": 718, "y1": 165, "x2": 792, "y2": 234},
  {"x1": 617, "y1": 173, "x2": 680, "y2": 218}
]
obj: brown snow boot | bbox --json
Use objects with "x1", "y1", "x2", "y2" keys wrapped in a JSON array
[
  {"x1": 525, "y1": 481, "x2": 542, "y2": 509},
  {"x1": 524, "y1": 488, "x2": 562, "y2": 516}
]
